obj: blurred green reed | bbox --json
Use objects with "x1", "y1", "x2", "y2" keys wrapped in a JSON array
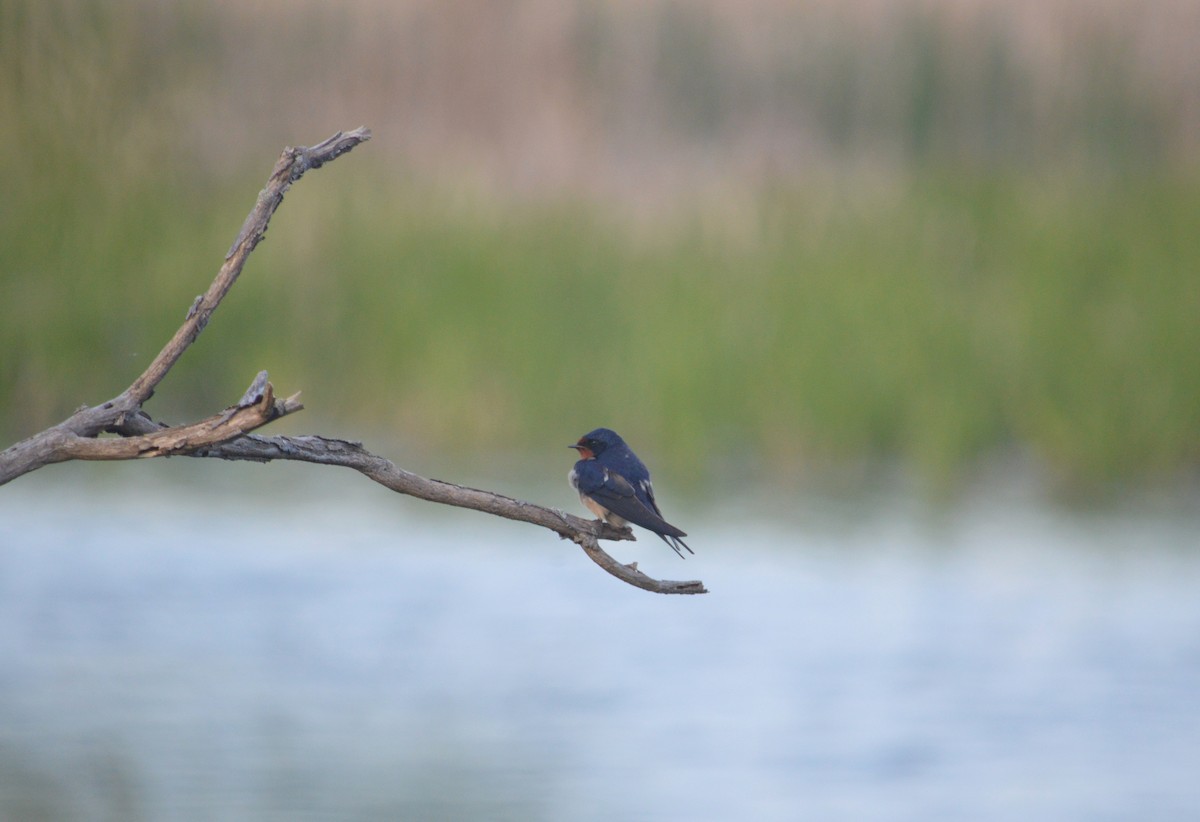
[
  {"x1": 4, "y1": 168, "x2": 1197, "y2": 491},
  {"x1": 2, "y1": 0, "x2": 1198, "y2": 493}
]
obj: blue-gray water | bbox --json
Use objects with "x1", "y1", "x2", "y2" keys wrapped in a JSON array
[{"x1": 1, "y1": 466, "x2": 1198, "y2": 821}]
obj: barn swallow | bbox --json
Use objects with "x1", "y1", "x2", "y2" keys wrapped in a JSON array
[{"x1": 568, "y1": 427, "x2": 693, "y2": 558}]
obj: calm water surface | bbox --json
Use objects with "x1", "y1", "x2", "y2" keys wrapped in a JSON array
[{"x1": 1, "y1": 467, "x2": 1198, "y2": 821}]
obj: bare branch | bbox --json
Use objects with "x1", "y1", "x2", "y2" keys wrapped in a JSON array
[
  {"x1": 177, "y1": 433, "x2": 707, "y2": 594},
  {"x1": 0, "y1": 126, "x2": 708, "y2": 595},
  {"x1": 62, "y1": 373, "x2": 302, "y2": 461},
  {"x1": 126, "y1": 128, "x2": 373, "y2": 406},
  {"x1": 0, "y1": 127, "x2": 371, "y2": 484}
]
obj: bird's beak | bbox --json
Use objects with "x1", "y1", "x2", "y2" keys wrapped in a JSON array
[{"x1": 568, "y1": 444, "x2": 583, "y2": 451}]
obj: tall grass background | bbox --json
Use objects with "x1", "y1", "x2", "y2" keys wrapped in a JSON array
[{"x1": 2, "y1": 0, "x2": 1198, "y2": 496}]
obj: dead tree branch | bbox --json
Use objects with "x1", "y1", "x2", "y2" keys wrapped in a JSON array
[
  {"x1": 0, "y1": 128, "x2": 370, "y2": 483},
  {"x1": 0, "y1": 127, "x2": 708, "y2": 596}
]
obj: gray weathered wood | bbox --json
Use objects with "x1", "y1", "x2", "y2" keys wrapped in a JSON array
[{"x1": 0, "y1": 128, "x2": 371, "y2": 484}]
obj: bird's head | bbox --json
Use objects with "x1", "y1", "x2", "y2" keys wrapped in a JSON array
[{"x1": 569, "y1": 427, "x2": 624, "y2": 460}]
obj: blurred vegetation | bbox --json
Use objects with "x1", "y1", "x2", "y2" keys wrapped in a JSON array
[{"x1": 2, "y1": 0, "x2": 1199, "y2": 495}]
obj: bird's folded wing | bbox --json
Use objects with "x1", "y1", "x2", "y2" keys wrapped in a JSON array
[{"x1": 574, "y1": 461, "x2": 687, "y2": 538}]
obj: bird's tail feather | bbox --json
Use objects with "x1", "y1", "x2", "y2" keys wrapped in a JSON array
[{"x1": 659, "y1": 533, "x2": 694, "y2": 558}]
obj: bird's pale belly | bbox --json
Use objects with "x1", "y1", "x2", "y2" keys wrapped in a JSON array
[{"x1": 579, "y1": 493, "x2": 627, "y2": 527}]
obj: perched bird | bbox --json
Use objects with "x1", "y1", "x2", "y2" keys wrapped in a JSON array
[{"x1": 568, "y1": 427, "x2": 693, "y2": 558}]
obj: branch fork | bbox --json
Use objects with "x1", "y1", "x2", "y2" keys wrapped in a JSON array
[{"x1": 0, "y1": 127, "x2": 707, "y2": 596}]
